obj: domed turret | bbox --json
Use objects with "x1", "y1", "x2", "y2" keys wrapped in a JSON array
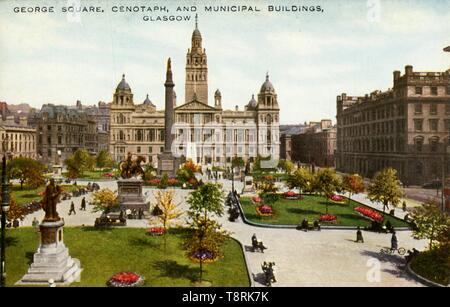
[
  {"x1": 143, "y1": 94, "x2": 155, "y2": 107},
  {"x1": 116, "y1": 74, "x2": 131, "y2": 91},
  {"x1": 260, "y1": 73, "x2": 275, "y2": 93},
  {"x1": 246, "y1": 94, "x2": 257, "y2": 110}
]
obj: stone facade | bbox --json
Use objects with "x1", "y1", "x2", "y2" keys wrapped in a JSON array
[
  {"x1": 291, "y1": 120, "x2": 336, "y2": 167},
  {"x1": 82, "y1": 101, "x2": 110, "y2": 154},
  {"x1": 336, "y1": 65, "x2": 450, "y2": 185},
  {"x1": 280, "y1": 134, "x2": 292, "y2": 161},
  {"x1": 109, "y1": 19, "x2": 280, "y2": 167},
  {"x1": 29, "y1": 104, "x2": 96, "y2": 165},
  {"x1": 0, "y1": 116, "x2": 37, "y2": 159}
]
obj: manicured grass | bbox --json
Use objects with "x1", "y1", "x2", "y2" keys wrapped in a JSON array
[
  {"x1": 410, "y1": 247, "x2": 450, "y2": 286},
  {"x1": 240, "y1": 195, "x2": 410, "y2": 227},
  {"x1": 4, "y1": 227, "x2": 250, "y2": 287},
  {"x1": 12, "y1": 185, "x2": 87, "y2": 205}
]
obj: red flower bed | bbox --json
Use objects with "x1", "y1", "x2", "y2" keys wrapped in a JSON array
[
  {"x1": 319, "y1": 214, "x2": 337, "y2": 222},
  {"x1": 148, "y1": 178, "x2": 161, "y2": 186},
  {"x1": 256, "y1": 205, "x2": 274, "y2": 216},
  {"x1": 146, "y1": 227, "x2": 166, "y2": 236},
  {"x1": 252, "y1": 196, "x2": 262, "y2": 204},
  {"x1": 107, "y1": 272, "x2": 144, "y2": 287},
  {"x1": 329, "y1": 194, "x2": 345, "y2": 203},
  {"x1": 102, "y1": 172, "x2": 114, "y2": 177},
  {"x1": 167, "y1": 178, "x2": 179, "y2": 186},
  {"x1": 355, "y1": 207, "x2": 384, "y2": 222},
  {"x1": 284, "y1": 191, "x2": 300, "y2": 199}
]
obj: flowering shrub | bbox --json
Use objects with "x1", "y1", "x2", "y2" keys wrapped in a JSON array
[
  {"x1": 355, "y1": 206, "x2": 384, "y2": 222},
  {"x1": 284, "y1": 191, "x2": 300, "y2": 199},
  {"x1": 146, "y1": 227, "x2": 165, "y2": 236},
  {"x1": 329, "y1": 194, "x2": 345, "y2": 203},
  {"x1": 261, "y1": 175, "x2": 274, "y2": 181},
  {"x1": 102, "y1": 172, "x2": 114, "y2": 177},
  {"x1": 256, "y1": 205, "x2": 274, "y2": 216},
  {"x1": 252, "y1": 196, "x2": 262, "y2": 204},
  {"x1": 190, "y1": 249, "x2": 217, "y2": 263},
  {"x1": 319, "y1": 214, "x2": 337, "y2": 222},
  {"x1": 107, "y1": 272, "x2": 144, "y2": 287}
]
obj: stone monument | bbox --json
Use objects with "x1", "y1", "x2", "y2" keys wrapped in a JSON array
[
  {"x1": 117, "y1": 152, "x2": 148, "y2": 211},
  {"x1": 158, "y1": 58, "x2": 183, "y2": 176},
  {"x1": 17, "y1": 179, "x2": 82, "y2": 285}
]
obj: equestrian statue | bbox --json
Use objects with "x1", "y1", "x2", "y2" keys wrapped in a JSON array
[{"x1": 119, "y1": 152, "x2": 146, "y2": 180}]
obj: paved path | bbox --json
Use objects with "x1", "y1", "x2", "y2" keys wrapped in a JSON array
[{"x1": 19, "y1": 178, "x2": 427, "y2": 287}]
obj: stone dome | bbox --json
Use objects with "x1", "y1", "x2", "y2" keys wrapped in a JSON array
[
  {"x1": 260, "y1": 73, "x2": 275, "y2": 93},
  {"x1": 247, "y1": 94, "x2": 257, "y2": 108},
  {"x1": 143, "y1": 94, "x2": 155, "y2": 107},
  {"x1": 215, "y1": 89, "x2": 221, "y2": 96},
  {"x1": 116, "y1": 74, "x2": 131, "y2": 91}
]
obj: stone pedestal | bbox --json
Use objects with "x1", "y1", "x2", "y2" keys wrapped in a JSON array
[
  {"x1": 17, "y1": 220, "x2": 82, "y2": 285},
  {"x1": 242, "y1": 176, "x2": 255, "y2": 194},
  {"x1": 157, "y1": 152, "x2": 182, "y2": 177},
  {"x1": 118, "y1": 178, "x2": 148, "y2": 211}
]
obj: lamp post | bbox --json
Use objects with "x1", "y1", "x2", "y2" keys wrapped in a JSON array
[
  {"x1": 443, "y1": 46, "x2": 450, "y2": 212},
  {"x1": 442, "y1": 146, "x2": 450, "y2": 212},
  {"x1": 1, "y1": 136, "x2": 11, "y2": 287}
]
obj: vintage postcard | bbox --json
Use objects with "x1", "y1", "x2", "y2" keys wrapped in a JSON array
[{"x1": 0, "y1": 0, "x2": 448, "y2": 293}]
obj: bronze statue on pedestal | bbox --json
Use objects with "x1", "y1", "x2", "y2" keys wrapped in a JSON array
[{"x1": 41, "y1": 179, "x2": 63, "y2": 222}]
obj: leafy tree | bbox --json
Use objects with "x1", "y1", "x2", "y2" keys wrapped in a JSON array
[
  {"x1": 257, "y1": 176, "x2": 279, "y2": 205},
  {"x1": 96, "y1": 150, "x2": 114, "y2": 168},
  {"x1": 367, "y1": 168, "x2": 403, "y2": 213},
  {"x1": 6, "y1": 196, "x2": 26, "y2": 223},
  {"x1": 158, "y1": 173, "x2": 169, "y2": 189},
  {"x1": 185, "y1": 183, "x2": 225, "y2": 282},
  {"x1": 231, "y1": 156, "x2": 245, "y2": 172},
  {"x1": 177, "y1": 159, "x2": 201, "y2": 183},
  {"x1": 153, "y1": 190, "x2": 184, "y2": 251},
  {"x1": 314, "y1": 168, "x2": 343, "y2": 214},
  {"x1": 7, "y1": 157, "x2": 46, "y2": 189},
  {"x1": 65, "y1": 149, "x2": 95, "y2": 178},
  {"x1": 144, "y1": 164, "x2": 156, "y2": 180},
  {"x1": 278, "y1": 159, "x2": 295, "y2": 174},
  {"x1": 287, "y1": 167, "x2": 314, "y2": 194},
  {"x1": 184, "y1": 216, "x2": 229, "y2": 283},
  {"x1": 343, "y1": 174, "x2": 365, "y2": 203},
  {"x1": 91, "y1": 188, "x2": 119, "y2": 213},
  {"x1": 412, "y1": 200, "x2": 450, "y2": 250}
]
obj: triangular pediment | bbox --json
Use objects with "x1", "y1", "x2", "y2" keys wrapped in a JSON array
[{"x1": 175, "y1": 99, "x2": 217, "y2": 111}]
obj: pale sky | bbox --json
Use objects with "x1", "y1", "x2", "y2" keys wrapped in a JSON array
[{"x1": 0, "y1": 0, "x2": 449, "y2": 124}]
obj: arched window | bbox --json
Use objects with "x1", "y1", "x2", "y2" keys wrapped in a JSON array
[
  {"x1": 415, "y1": 162, "x2": 423, "y2": 175},
  {"x1": 429, "y1": 136, "x2": 439, "y2": 152},
  {"x1": 414, "y1": 136, "x2": 424, "y2": 152},
  {"x1": 119, "y1": 130, "x2": 124, "y2": 141}
]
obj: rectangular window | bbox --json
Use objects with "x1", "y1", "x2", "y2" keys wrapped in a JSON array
[
  {"x1": 447, "y1": 86, "x2": 450, "y2": 95},
  {"x1": 414, "y1": 119, "x2": 423, "y2": 131},
  {"x1": 415, "y1": 87, "x2": 423, "y2": 95},
  {"x1": 446, "y1": 104, "x2": 450, "y2": 115},
  {"x1": 137, "y1": 146, "x2": 141, "y2": 153},
  {"x1": 414, "y1": 103, "x2": 422, "y2": 114},
  {"x1": 429, "y1": 119, "x2": 438, "y2": 131},
  {"x1": 160, "y1": 146, "x2": 164, "y2": 153},
  {"x1": 148, "y1": 147, "x2": 152, "y2": 153},
  {"x1": 430, "y1": 104, "x2": 437, "y2": 115},
  {"x1": 431, "y1": 86, "x2": 438, "y2": 96}
]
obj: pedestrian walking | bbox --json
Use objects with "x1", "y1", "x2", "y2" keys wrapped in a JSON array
[
  {"x1": 69, "y1": 201, "x2": 76, "y2": 215},
  {"x1": 80, "y1": 197, "x2": 86, "y2": 211},
  {"x1": 355, "y1": 226, "x2": 364, "y2": 243},
  {"x1": 391, "y1": 231, "x2": 398, "y2": 251}
]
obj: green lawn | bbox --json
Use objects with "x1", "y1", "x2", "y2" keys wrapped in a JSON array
[
  {"x1": 240, "y1": 195, "x2": 410, "y2": 227},
  {"x1": 12, "y1": 185, "x2": 87, "y2": 205},
  {"x1": 4, "y1": 227, "x2": 250, "y2": 287},
  {"x1": 62, "y1": 170, "x2": 115, "y2": 180}
]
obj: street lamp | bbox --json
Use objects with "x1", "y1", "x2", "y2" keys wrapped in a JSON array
[
  {"x1": 441, "y1": 146, "x2": 450, "y2": 212},
  {"x1": 1, "y1": 136, "x2": 11, "y2": 287}
]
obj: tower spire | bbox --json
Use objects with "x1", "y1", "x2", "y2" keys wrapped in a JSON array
[{"x1": 195, "y1": 13, "x2": 198, "y2": 30}]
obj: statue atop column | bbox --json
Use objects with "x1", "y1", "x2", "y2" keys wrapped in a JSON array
[{"x1": 41, "y1": 179, "x2": 63, "y2": 222}]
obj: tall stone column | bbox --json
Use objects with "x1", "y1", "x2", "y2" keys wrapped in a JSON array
[{"x1": 164, "y1": 58, "x2": 175, "y2": 152}]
